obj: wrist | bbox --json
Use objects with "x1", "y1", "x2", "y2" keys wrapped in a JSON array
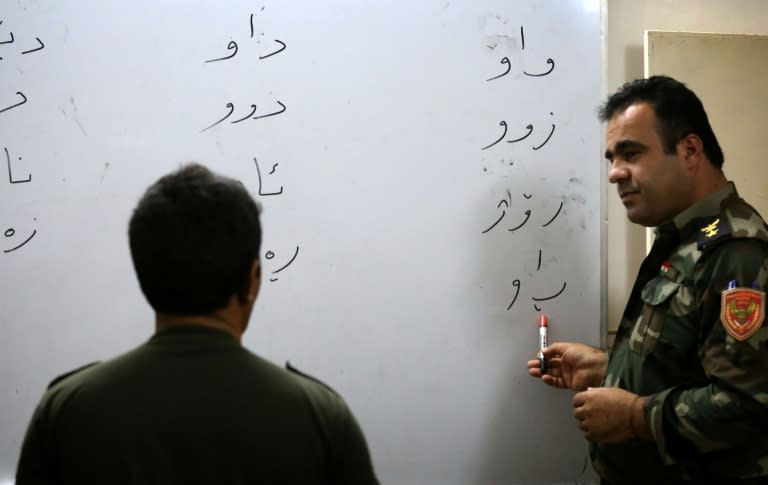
[
  {"x1": 597, "y1": 353, "x2": 608, "y2": 383},
  {"x1": 589, "y1": 349, "x2": 609, "y2": 387},
  {"x1": 628, "y1": 395, "x2": 652, "y2": 440}
]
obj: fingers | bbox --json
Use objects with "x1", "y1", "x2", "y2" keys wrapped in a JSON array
[
  {"x1": 541, "y1": 342, "x2": 571, "y2": 358},
  {"x1": 527, "y1": 365, "x2": 566, "y2": 389},
  {"x1": 573, "y1": 390, "x2": 589, "y2": 434},
  {"x1": 527, "y1": 355, "x2": 569, "y2": 389},
  {"x1": 571, "y1": 388, "x2": 637, "y2": 443},
  {"x1": 573, "y1": 389, "x2": 589, "y2": 407},
  {"x1": 540, "y1": 374, "x2": 566, "y2": 389},
  {"x1": 528, "y1": 358, "x2": 562, "y2": 376},
  {"x1": 528, "y1": 367, "x2": 543, "y2": 379}
]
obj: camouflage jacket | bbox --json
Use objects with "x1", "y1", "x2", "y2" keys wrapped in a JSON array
[{"x1": 592, "y1": 183, "x2": 768, "y2": 484}]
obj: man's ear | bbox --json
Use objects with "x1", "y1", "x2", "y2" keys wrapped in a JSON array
[
  {"x1": 237, "y1": 259, "x2": 261, "y2": 305},
  {"x1": 678, "y1": 133, "x2": 705, "y2": 170},
  {"x1": 247, "y1": 259, "x2": 261, "y2": 303}
]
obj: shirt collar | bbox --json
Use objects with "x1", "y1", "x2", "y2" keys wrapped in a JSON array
[
  {"x1": 655, "y1": 181, "x2": 736, "y2": 239},
  {"x1": 149, "y1": 324, "x2": 240, "y2": 348}
]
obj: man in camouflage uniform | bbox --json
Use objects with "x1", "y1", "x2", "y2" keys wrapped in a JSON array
[{"x1": 527, "y1": 76, "x2": 768, "y2": 483}]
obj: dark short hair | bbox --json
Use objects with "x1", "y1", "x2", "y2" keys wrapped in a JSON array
[
  {"x1": 128, "y1": 163, "x2": 262, "y2": 314},
  {"x1": 598, "y1": 75, "x2": 724, "y2": 169}
]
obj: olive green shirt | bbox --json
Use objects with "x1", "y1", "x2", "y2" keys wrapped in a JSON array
[{"x1": 16, "y1": 326, "x2": 379, "y2": 485}]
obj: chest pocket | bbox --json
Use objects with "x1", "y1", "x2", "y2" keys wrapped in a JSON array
[{"x1": 629, "y1": 276, "x2": 681, "y2": 355}]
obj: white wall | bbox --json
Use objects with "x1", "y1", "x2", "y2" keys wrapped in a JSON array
[{"x1": 604, "y1": 0, "x2": 768, "y2": 341}]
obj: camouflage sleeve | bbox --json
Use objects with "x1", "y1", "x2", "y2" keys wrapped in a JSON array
[{"x1": 645, "y1": 238, "x2": 768, "y2": 462}]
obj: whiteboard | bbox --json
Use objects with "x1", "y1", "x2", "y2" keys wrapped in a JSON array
[{"x1": 0, "y1": 2, "x2": 602, "y2": 483}]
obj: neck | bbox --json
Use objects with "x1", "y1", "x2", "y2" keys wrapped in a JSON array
[
  {"x1": 155, "y1": 312, "x2": 242, "y2": 342},
  {"x1": 693, "y1": 169, "x2": 728, "y2": 201}
]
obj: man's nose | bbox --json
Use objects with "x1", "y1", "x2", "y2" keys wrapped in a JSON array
[{"x1": 607, "y1": 161, "x2": 628, "y2": 184}]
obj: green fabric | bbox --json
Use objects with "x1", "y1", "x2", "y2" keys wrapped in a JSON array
[
  {"x1": 16, "y1": 326, "x2": 378, "y2": 485},
  {"x1": 593, "y1": 183, "x2": 768, "y2": 484}
]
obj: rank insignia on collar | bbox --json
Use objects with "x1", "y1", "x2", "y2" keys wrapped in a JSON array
[
  {"x1": 697, "y1": 216, "x2": 732, "y2": 250},
  {"x1": 701, "y1": 218, "x2": 720, "y2": 238},
  {"x1": 720, "y1": 286, "x2": 765, "y2": 341}
]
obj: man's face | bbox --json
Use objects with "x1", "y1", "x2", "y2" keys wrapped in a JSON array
[{"x1": 605, "y1": 102, "x2": 692, "y2": 227}]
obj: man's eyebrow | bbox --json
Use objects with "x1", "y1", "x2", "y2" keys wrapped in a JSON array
[{"x1": 605, "y1": 139, "x2": 645, "y2": 160}]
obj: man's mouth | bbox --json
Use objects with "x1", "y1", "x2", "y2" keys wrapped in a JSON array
[{"x1": 619, "y1": 190, "x2": 638, "y2": 203}]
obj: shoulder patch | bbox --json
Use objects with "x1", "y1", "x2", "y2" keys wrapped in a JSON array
[
  {"x1": 285, "y1": 361, "x2": 340, "y2": 397},
  {"x1": 721, "y1": 287, "x2": 765, "y2": 341},
  {"x1": 697, "y1": 216, "x2": 732, "y2": 251},
  {"x1": 47, "y1": 361, "x2": 100, "y2": 390}
]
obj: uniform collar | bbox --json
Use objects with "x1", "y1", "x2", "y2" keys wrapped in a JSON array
[
  {"x1": 655, "y1": 181, "x2": 736, "y2": 241},
  {"x1": 149, "y1": 324, "x2": 240, "y2": 347}
]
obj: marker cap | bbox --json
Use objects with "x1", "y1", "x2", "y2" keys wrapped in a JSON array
[{"x1": 538, "y1": 314, "x2": 548, "y2": 327}]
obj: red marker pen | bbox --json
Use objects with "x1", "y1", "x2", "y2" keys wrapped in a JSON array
[{"x1": 537, "y1": 314, "x2": 548, "y2": 372}]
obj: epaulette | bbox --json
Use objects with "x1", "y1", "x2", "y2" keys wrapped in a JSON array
[
  {"x1": 47, "y1": 361, "x2": 100, "y2": 390},
  {"x1": 285, "y1": 361, "x2": 340, "y2": 397},
  {"x1": 697, "y1": 215, "x2": 732, "y2": 251}
]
